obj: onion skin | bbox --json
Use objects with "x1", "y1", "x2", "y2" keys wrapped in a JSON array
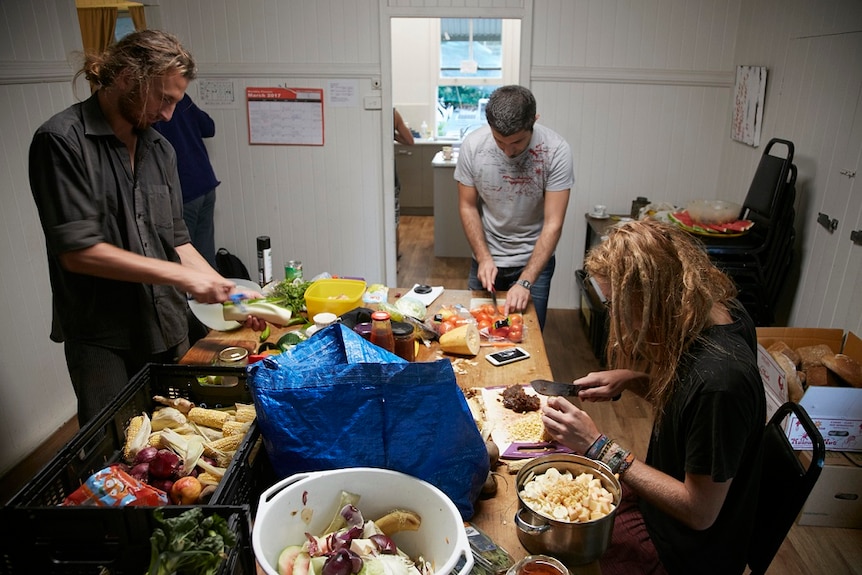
[
  {"x1": 129, "y1": 462, "x2": 150, "y2": 481},
  {"x1": 148, "y1": 449, "x2": 181, "y2": 479}
]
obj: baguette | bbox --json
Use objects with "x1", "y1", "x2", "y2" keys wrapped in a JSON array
[
  {"x1": 770, "y1": 350, "x2": 804, "y2": 402},
  {"x1": 796, "y1": 344, "x2": 835, "y2": 370},
  {"x1": 767, "y1": 341, "x2": 801, "y2": 367}
]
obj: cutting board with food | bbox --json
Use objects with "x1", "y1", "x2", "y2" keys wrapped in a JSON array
[{"x1": 480, "y1": 385, "x2": 573, "y2": 459}]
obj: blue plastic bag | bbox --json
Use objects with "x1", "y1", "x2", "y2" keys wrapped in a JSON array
[{"x1": 248, "y1": 323, "x2": 489, "y2": 519}]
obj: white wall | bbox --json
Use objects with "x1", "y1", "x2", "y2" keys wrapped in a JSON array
[{"x1": 1, "y1": 0, "x2": 859, "y2": 477}]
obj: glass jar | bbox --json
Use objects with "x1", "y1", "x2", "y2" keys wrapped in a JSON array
[
  {"x1": 391, "y1": 321, "x2": 416, "y2": 361},
  {"x1": 370, "y1": 311, "x2": 395, "y2": 353}
]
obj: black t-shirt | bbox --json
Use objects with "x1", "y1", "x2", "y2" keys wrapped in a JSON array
[{"x1": 641, "y1": 304, "x2": 765, "y2": 574}]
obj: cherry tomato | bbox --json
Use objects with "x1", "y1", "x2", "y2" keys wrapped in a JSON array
[
  {"x1": 438, "y1": 319, "x2": 457, "y2": 335},
  {"x1": 509, "y1": 314, "x2": 524, "y2": 325},
  {"x1": 478, "y1": 319, "x2": 492, "y2": 331}
]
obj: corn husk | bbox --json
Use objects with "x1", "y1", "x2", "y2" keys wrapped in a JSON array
[
  {"x1": 150, "y1": 406, "x2": 187, "y2": 431},
  {"x1": 123, "y1": 413, "x2": 152, "y2": 463}
]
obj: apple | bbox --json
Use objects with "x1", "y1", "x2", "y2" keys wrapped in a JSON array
[{"x1": 170, "y1": 475, "x2": 202, "y2": 504}]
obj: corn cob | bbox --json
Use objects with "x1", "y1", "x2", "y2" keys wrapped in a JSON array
[
  {"x1": 233, "y1": 403, "x2": 256, "y2": 423},
  {"x1": 197, "y1": 472, "x2": 222, "y2": 486},
  {"x1": 123, "y1": 413, "x2": 151, "y2": 463},
  {"x1": 222, "y1": 420, "x2": 251, "y2": 437},
  {"x1": 187, "y1": 407, "x2": 230, "y2": 429},
  {"x1": 203, "y1": 434, "x2": 244, "y2": 458},
  {"x1": 148, "y1": 432, "x2": 163, "y2": 448}
]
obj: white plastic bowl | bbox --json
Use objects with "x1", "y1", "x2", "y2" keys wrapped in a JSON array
[
  {"x1": 685, "y1": 199, "x2": 741, "y2": 225},
  {"x1": 253, "y1": 467, "x2": 473, "y2": 575}
]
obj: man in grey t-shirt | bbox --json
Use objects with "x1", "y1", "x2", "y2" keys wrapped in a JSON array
[{"x1": 454, "y1": 85, "x2": 574, "y2": 329}]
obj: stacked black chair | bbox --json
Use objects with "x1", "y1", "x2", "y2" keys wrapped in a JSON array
[
  {"x1": 747, "y1": 401, "x2": 825, "y2": 574},
  {"x1": 696, "y1": 138, "x2": 797, "y2": 325}
]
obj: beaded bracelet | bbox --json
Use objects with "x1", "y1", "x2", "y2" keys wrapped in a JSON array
[
  {"x1": 586, "y1": 434, "x2": 609, "y2": 459},
  {"x1": 600, "y1": 440, "x2": 634, "y2": 476}
]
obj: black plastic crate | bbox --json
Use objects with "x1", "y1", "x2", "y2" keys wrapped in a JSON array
[
  {"x1": 0, "y1": 363, "x2": 275, "y2": 574},
  {"x1": 0, "y1": 504, "x2": 253, "y2": 575}
]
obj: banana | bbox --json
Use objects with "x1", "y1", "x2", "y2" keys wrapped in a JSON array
[{"x1": 373, "y1": 509, "x2": 422, "y2": 536}]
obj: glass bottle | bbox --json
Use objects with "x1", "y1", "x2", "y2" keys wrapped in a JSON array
[
  {"x1": 370, "y1": 311, "x2": 395, "y2": 353},
  {"x1": 391, "y1": 321, "x2": 416, "y2": 361}
]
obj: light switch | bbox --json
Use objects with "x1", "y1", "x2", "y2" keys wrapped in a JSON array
[{"x1": 363, "y1": 95, "x2": 382, "y2": 110}]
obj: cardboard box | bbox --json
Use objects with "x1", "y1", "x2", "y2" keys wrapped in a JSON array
[
  {"x1": 797, "y1": 450, "x2": 862, "y2": 528},
  {"x1": 756, "y1": 329, "x2": 862, "y2": 452},
  {"x1": 757, "y1": 343, "x2": 789, "y2": 421}
]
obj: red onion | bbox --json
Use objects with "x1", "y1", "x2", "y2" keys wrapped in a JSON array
[
  {"x1": 129, "y1": 462, "x2": 150, "y2": 482},
  {"x1": 149, "y1": 478, "x2": 174, "y2": 493},
  {"x1": 369, "y1": 534, "x2": 397, "y2": 555},
  {"x1": 148, "y1": 449, "x2": 181, "y2": 479},
  {"x1": 133, "y1": 446, "x2": 159, "y2": 465}
]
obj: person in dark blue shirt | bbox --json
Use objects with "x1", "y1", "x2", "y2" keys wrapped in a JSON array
[{"x1": 154, "y1": 93, "x2": 220, "y2": 267}]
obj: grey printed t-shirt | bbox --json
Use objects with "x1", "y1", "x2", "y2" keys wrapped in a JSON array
[{"x1": 454, "y1": 124, "x2": 574, "y2": 267}]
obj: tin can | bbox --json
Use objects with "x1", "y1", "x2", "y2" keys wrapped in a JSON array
[
  {"x1": 285, "y1": 260, "x2": 303, "y2": 281},
  {"x1": 217, "y1": 346, "x2": 249, "y2": 366}
]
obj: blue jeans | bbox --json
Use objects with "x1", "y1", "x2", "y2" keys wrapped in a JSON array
[
  {"x1": 183, "y1": 189, "x2": 217, "y2": 268},
  {"x1": 468, "y1": 255, "x2": 556, "y2": 330}
]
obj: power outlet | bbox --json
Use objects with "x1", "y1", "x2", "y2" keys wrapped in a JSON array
[{"x1": 363, "y1": 95, "x2": 382, "y2": 110}]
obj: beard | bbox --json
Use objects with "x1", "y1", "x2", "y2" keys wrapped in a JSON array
[{"x1": 117, "y1": 86, "x2": 151, "y2": 130}]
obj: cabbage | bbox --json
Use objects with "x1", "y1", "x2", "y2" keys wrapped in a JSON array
[{"x1": 395, "y1": 297, "x2": 426, "y2": 321}]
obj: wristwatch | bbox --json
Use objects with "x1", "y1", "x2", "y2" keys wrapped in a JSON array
[{"x1": 516, "y1": 279, "x2": 532, "y2": 290}]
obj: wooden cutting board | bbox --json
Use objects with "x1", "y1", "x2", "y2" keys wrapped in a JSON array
[{"x1": 481, "y1": 385, "x2": 573, "y2": 460}]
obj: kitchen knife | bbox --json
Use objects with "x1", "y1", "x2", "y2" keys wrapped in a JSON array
[
  {"x1": 489, "y1": 287, "x2": 498, "y2": 310},
  {"x1": 531, "y1": 379, "x2": 621, "y2": 401}
]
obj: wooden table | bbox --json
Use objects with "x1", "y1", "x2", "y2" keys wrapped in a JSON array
[{"x1": 182, "y1": 289, "x2": 600, "y2": 575}]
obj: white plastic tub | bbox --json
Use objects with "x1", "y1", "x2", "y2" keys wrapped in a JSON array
[{"x1": 253, "y1": 467, "x2": 473, "y2": 575}]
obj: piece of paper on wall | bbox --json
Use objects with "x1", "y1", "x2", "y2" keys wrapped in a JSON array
[
  {"x1": 327, "y1": 80, "x2": 359, "y2": 108},
  {"x1": 198, "y1": 79, "x2": 236, "y2": 106},
  {"x1": 731, "y1": 66, "x2": 767, "y2": 147}
]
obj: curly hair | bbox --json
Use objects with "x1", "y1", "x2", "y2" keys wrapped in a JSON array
[
  {"x1": 584, "y1": 219, "x2": 738, "y2": 422},
  {"x1": 485, "y1": 85, "x2": 536, "y2": 136},
  {"x1": 75, "y1": 29, "x2": 196, "y2": 92}
]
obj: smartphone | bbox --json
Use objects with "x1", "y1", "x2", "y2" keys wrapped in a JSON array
[{"x1": 486, "y1": 347, "x2": 531, "y2": 366}]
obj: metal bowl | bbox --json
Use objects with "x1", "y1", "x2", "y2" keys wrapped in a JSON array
[{"x1": 514, "y1": 454, "x2": 621, "y2": 566}]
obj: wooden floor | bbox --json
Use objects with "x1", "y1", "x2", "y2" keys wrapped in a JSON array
[
  {"x1": 1, "y1": 215, "x2": 858, "y2": 575},
  {"x1": 396, "y1": 215, "x2": 862, "y2": 575}
]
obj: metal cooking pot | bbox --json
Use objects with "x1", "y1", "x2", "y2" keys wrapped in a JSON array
[{"x1": 514, "y1": 454, "x2": 621, "y2": 566}]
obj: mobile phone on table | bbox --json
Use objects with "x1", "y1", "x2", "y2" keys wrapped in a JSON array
[{"x1": 485, "y1": 347, "x2": 530, "y2": 366}]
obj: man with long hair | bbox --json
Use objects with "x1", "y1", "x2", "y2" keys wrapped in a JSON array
[
  {"x1": 542, "y1": 220, "x2": 765, "y2": 574},
  {"x1": 29, "y1": 30, "x2": 261, "y2": 427}
]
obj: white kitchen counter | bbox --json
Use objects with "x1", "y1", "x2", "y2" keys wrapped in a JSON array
[{"x1": 432, "y1": 151, "x2": 471, "y2": 257}]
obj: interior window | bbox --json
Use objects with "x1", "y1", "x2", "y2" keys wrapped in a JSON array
[
  {"x1": 114, "y1": 13, "x2": 135, "y2": 41},
  {"x1": 436, "y1": 19, "x2": 502, "y2": 139}
]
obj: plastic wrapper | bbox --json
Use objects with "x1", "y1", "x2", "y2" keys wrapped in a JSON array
[{"x1": 62, "y1": 464, "x2": 169, "y2": 507}]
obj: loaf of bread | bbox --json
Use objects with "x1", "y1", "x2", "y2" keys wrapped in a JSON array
[
  {"x1": 804, "y1": 365, "x2": 830, "y2": 387},
  {"x1": 770, "y1": 350, "x2": 804, "y2": 402},
  {"x1": 821, "y1": 353, "x2": 862, "y2": 388},
  {"x1": 796, "y1": 344, "x2": 835, "y2": 370},
  {"x1": 767, "y1": 341, "x2": 801, "y2": 366}
]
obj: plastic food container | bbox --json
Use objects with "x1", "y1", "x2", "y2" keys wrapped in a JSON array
[
  {"x1": 304, "y1": 278, "x2": 367, "y2": 318},
  {"x1": 253, "y1": 467, "x2": 473, "y2": 575},
  {"x1": 685, "y1": 199, "x2": 741, "y2": 225}
]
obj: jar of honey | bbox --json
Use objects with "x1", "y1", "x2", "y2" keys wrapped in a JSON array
[{"x1": 391, "y1": 321, "x2": 416, "y2": 361}]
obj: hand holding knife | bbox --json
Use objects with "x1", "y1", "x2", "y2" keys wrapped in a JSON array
[{"x1": 531, "y1": 379, "x2": 622, "y2": 401}]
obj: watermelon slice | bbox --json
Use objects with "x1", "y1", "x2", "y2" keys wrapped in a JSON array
[{"x1": 670, "y1": 211, "x2": 754, "y2": 235}]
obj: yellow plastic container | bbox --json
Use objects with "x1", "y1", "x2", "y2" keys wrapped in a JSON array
[{"x1": 304, "y1": 278, "x2": 367, "y2": 318}]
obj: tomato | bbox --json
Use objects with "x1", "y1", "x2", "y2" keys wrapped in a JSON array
[
  {"x1": 490, "y1": 326, "x2": 510, "y2": 339},
  {"x1": 508, "y1": 325, "x2": 523, "y2": 342},
  {"x1": 473, "y1": 312, "x2": 490, "y2": 325},
  {"x1": 438, "y1": 319, "x2": 458, "y2": 335},
  {"x1": 509, "y1": 314, "x2": 524, "y2": 325},
  {"x1": 497, "y1": 305, "x2": 507, "y2": 316},
  {"x1": 481, "y1": 303, "x2": 496, "y2": 316},
  {"x1": 478, "y1": 319, "x2": 492, "y2": 331}
]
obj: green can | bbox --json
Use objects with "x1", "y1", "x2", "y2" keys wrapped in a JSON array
[{"x1": 285, "y1": 260, "x2": 303, "y2": 281}]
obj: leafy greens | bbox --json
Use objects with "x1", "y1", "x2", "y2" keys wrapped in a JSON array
[{"x1": 147, "y1": 507, "x2": 237, "y2": 575}]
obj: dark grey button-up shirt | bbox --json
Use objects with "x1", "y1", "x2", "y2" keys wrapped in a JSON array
[{"x1": 29, "y1": 93, "x2": 191, "y2": 352}]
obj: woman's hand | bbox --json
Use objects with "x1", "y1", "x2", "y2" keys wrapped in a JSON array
[
  {"x1": 573, "y1": 369, "x2": 648, "y2": 401},
  {"x1": 541, "y1": 396, "x2": 601, "y2": 454}
]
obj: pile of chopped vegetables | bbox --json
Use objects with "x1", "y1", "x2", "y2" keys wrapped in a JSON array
[{"x1": 266, "y1": 279, "x2": 314, "y2": 316}]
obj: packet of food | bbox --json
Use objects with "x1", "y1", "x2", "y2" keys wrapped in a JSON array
[{"x1": 62, "y1": 464, "x2": 169, "y2": 507}]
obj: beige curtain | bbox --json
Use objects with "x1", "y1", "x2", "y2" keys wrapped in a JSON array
[
  {"x1": 128, "y1": 5, "x2": 146, "y2": 30},
  {"x1": 76, "y1": 7, "x2": 118, "y2": 56}
]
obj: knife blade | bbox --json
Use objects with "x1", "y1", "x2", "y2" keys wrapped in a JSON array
[
  {"x1": 531, "y1": 379, "x2": 621, "y2": 401},
  {"x1": 489, "y1": 287, "x2": 498, "y2": 310}
]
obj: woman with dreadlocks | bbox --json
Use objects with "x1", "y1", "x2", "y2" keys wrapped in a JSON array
[{"x1": 542, "y1": 219, "x2": 765, "y2": 575}]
